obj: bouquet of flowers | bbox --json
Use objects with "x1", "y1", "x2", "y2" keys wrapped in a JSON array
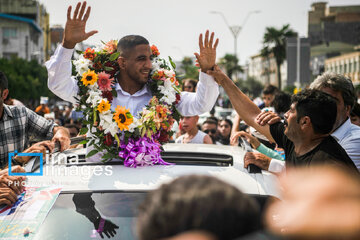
[{"x1": 73, "y1": 40, "x2": 182, "y2": 167}]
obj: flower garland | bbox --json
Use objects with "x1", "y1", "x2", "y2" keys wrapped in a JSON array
[{"x1": 73, "y1": 40, "x2": 182, "y2": 167}]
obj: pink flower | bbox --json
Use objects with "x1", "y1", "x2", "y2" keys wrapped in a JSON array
[{"x1": 97, "y1": 71, "x2": 114, "y2": 91}]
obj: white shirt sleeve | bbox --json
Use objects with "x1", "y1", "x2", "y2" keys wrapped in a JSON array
[
  {"x1": 268, "y1": 158, "x2": 286, "y2": 173},
  {"x1": 176, "y1": 72, "x2": 219, "y2": 116},
  {"x1": 45, "y1": 45, "x2": 79, "y2": 104}
]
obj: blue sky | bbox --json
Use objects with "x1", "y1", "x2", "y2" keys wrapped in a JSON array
[{"x1": 39, "y1": 0, "x2": 359, "y2": 64}]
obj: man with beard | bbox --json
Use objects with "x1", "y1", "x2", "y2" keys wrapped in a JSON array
[
  {"x1": 46, "y1": 1, "x2": 219, "y2": 118},
  {"x1": 207, "y1": 66, "x2": 357, "y2": 172}
]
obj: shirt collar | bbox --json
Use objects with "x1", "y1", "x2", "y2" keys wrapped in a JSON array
[
  {"x1": 2, "y1": 104, "x2": 13, "y2": 120},
  {"x1": 331, "y1": 118, "x2": 351, "y2": 141},
  {"x1": 114, "y1": 82, "x2": 151, "y2": 97}
]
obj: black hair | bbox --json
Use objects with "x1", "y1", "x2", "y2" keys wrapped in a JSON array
[
  {"x1": 273, "y1": 91, "x2": 291, "y2": 114},
  {"x1": 0, "y1": 71, "x2": 9, "y2": 93},
  {"x1": 220, "y1": 118, "x2": 233, "y2": 129},
  {"x1": 137, "y1": 175, "x2": 260, "y2": 240},
  {"x1": 292, "y1": 89, "x2": 337, "y2": 135},
  {"x1": 350, "y1": 102, "x2": 360, "y2": 117},
  {"x1": 204, "y1": 117, "x2": 218, "y2": 125},
  {"x1": 117, "y1": 35, "x2": 149, "y2": 57},
  {"x1": 262, "y1": 85, "x2": 278, "y2": 95}
]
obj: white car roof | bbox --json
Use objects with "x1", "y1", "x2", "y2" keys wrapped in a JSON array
[{"x1": 26, "y1": 144, "x2": 280, "y2": 198}]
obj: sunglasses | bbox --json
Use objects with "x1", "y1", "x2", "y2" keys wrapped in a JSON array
[{"x1": 204, "y1": 129, "x2": 216, "y2": 134}]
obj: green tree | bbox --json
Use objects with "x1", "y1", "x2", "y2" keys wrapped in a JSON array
[
  {"x1": 180, "y1": 57, "x2": 199, "y2": 80},
  {"x1": 261, "y1": 24, "x2": 297, "y2": 89},
  {"x1": 0, "y1": 57, "x2": 54, "y2": 102},
  {"x1": 218, "y1": 54, "x2": 243, "y2": 79}
]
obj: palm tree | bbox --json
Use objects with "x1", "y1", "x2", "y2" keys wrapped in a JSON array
[
  {"x1": 261, "y1": 24, "x2": 297, "y2": 89},
  {"x1": 218, "y1": 54, "x2": 243, "y2": 80}
]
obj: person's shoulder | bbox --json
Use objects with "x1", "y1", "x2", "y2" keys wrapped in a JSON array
[
  {"x1": 317, "y1": 136, "x2": 352, "y2": 162},
  {"x1": 6, "y1": 104, "x2": 28, "y2": 116}
]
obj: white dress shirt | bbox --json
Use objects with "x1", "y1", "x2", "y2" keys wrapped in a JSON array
[
  {"x1": 268, "y1": 118, "x2": 360, "y2": 172},
  {"x1": 46, "y1": 45, "x2": 219, "y2": 161},
  {"x1": 46, "y1": 45, "x2": 219, "y2": 117}
]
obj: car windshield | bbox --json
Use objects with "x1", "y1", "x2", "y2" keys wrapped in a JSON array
[{"x1": 34, "y1": 191, "x2": 147, "y2": 240}]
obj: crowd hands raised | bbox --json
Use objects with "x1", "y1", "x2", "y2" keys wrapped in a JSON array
[{"x1": 0, "y1": 1, "x2": 359, "y2": 239}]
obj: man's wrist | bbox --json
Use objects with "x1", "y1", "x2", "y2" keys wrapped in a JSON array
[{"x1": 62, "y1": 40, "x2": 76, "y2": 49}]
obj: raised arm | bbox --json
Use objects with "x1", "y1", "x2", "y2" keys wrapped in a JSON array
[
  {"x1": 177, "y1": 31, "x2": 219, "y2": 116},
  {"x1": 207, "y1": 66, "x2": 274, "y2": 142},
  {"x1": 46, "y1": 1, "x2": 98, "y2": 104}
]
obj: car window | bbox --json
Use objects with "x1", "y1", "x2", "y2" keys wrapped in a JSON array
[{"x1": 34, "y1": 191, "x2": 147, "y2": 240}]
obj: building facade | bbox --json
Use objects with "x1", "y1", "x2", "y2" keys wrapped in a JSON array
[
  {"x1": 324, "y1": 51, "x2": 360, "y2": 85},
  {"x1": 0, "y1": 0, "x2": 49, "y2": 63},
  {"x1": 247, "y1": 53, "x2": 287, "y2": 88}
]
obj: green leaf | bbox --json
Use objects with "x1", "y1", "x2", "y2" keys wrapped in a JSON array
[
  {"x1": 86, "y1": 149, "x2": 99, "y2": 158},
  {"x1": 104, "y1": 66, "x2": 114, "y2": 72},
  {"x1": 126, "y1": 112, "x2": 133, "y2": 119},
  {"x1": 169, "y1": 56, "x2": 176, "y2": 69},
  {"x1": 102, "y1": 152, "x2": 114, "y2": 160},
  {"x1": 79, "y1": 127, "x2": 88, "y2": 135},
  {"x1": 112, "y1": 88, "x2": 117, "y2": 97},
  {"x1": 109, "y1": 52, "x2": 120, "y2": 61},
  {"x1": 76, "y1": 50, "x2": 83, "y2": 55},
  {"x1": 79, "y1": 139, "x2": 89, "y2": 145}
]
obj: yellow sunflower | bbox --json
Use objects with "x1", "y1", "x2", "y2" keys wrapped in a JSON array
[
  {"x1": 113, "y1": 106, "x2": 133, "y2": 131},
  {"x1": 81, "y1": 69, "x2": 98, "y2": 86},
  {"x1": 97, "y1": 99, "x2": 111, "y2": 113}
]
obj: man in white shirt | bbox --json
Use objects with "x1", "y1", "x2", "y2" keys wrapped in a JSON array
[{"x1": 46, "y1": 1, "x2": 219, "y2": 118}]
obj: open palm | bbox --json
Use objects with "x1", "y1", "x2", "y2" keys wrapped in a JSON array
[
  {"x1": 194, "y1": 30, "x2": 219, "y2": 73},
  {"x1": 63, "y1": 1, "x2": 98, "y2": 49}
]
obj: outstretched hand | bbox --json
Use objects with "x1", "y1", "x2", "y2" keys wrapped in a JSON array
[
  {"x1": 194, "y1": 30, "x2": 219, "y2": 73},
  {"x1": 62, "y1": 1, "x2": 98, "y2": 49}
]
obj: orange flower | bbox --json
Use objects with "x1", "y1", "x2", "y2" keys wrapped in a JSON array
[
  {"x1": 151, "y1": 45, "x2": 160, "y2": 56},
  {"x1": 81, "y1": 70, "x2": 98, "y2": 86},
  {"x1": 113, "y1": 106, "x2": 133, "y2": 131},
  {"x1": 97, "y1": 99, "x2": 111, "y2": 113},
  {"x1": 83, "y1": 48, "x2": 96, "y2": 61}
]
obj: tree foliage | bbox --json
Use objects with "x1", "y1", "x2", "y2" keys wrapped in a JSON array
[
  {"x1": 261, "y1": 24, "x2": 297, "y2": 89},
  {"x1": 218, "y1": 54, "x2": 243, "y2": 79},
  {"x1": 235, "y1": 76, "x2": 263, "y2": 98},
  {"x1": 179, "y1": 57, "x2": 199, "y2": 80},
  {"x1": 0, "y1": 58, "x2": 54, "y2": 101}
]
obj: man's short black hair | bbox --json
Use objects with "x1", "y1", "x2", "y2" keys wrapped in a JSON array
[
  {"x1": 204, "y1": 117, "x2": 218, "y2": 126},
  {"x1": 137, "y1": 175, "x2": 260, "y2": 240},
  {"x1": 262, "y1": 84, "x2": 278, "y2": 95},
  {"x1": 117, "y1": 35, "x2": 149, "y2": 57},
  {"x1": 273, "y1": 91, "x2": 291, "y2": 114},
  {"x1": 292, "y1": 89, "x2": 337, "y2": 135},
  {"x1": 0, "y1": 71, "x2": 9, "y2": 93}
]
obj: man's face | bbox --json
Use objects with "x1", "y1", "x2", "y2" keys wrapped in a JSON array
[
  {"x1": 218, "y1": 120, "x2": 231, "y2": 138},
  {"x1": 123, "y1": 44, "x2": 152, "y2": 85},
  {"x1": 262, "y1": 94, "x2": 274, "y2": 107},
  {"x1": 283, "y1": 103, "x2": 301, "y2": 140},
  {"x1": 320, "y1": 87, "x2": 349, "y2": 130},
  {"x1": 184, "y1": 81, "x2": 194, "y2": 92},
  {"x1": 202, "y1": 123, "x2": 217, "y2": 138},
  {"x1": 180, "y1": 116, "x2": 198, "y2": 132}
]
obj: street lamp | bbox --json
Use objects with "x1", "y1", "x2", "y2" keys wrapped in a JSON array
[{"x1": 210, "y1": 10, "x2": 260, "y2": 59}]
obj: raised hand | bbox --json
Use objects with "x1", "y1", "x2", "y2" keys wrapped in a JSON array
[
  {"x1": 194, "y1": 30, "x2": 219, "y2": 73},
  {"x1": 255, "y1": 111, "x2": 281, "y2": 126},
  {"x1": 62, "y1": 1, "x2": 98, "y2": 49}
]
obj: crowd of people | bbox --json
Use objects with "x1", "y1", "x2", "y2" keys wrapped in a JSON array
[{"x1": 0, "y1": 1, "x2": 359, "y2": 239}]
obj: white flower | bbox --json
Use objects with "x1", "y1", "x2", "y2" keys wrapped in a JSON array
[
  {"x1": 86, "y1": 90, "x2": 102, "y2": 108},
  {"x1": 99, "y1": 112, "x2": 119, "y2": 137},
  {"x1": 159, "y1": 79, "x2": 176, "y2": 105},
  {"x1": 127, "y1": 117, "x2": 140, "y2": 133},
  {"x1": 73, "y1": 55, "x2": 91, "y2": 76},
  {"x1": 93, "y1": 44, "x2": 103, "y2": 53}
]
